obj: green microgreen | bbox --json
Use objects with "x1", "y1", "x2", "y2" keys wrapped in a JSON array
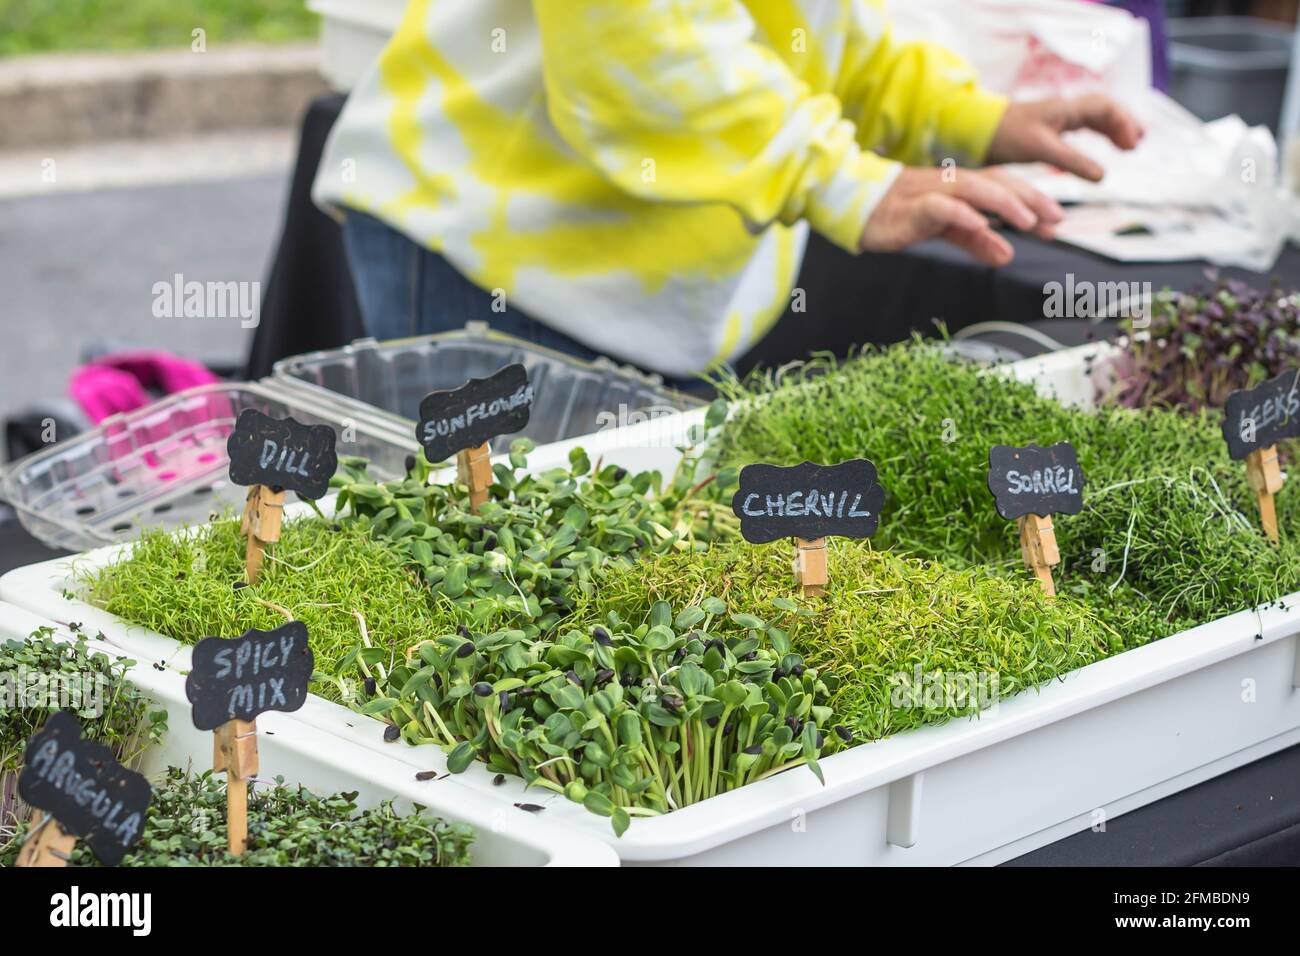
[
  {"x1": 329, "y1": 440, "x2": 735, "y2": 636},
  {"x1": 585, "y1": 540, "x2": 1113, "y2": 739},
  {"x1": 703, "y1": 339, "x2": 1300, "y2": 641},
  {"x1": 80, "y1": 519, "x2": 449, "y2": 707},
  {"x1": 0, "y1": 626, "x2": 167, "y2": 845},
  {"x1": 82, "y1": 444, "x2": 729, "y2": 705},
  {"x1": 0, "y1": 767, "x2": 475, "y2": 867},
  {"x1": 373, "y1": 593, "x2": 839, "y2": 834},
  {"x1": 79, "y1": 341, "x2": 1300, "y2": 837}
]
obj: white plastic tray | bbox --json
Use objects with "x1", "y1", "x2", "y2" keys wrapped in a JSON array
[
  {"x1": 993, "y1": 340, "x2": 1117, "y2": 409},
  {"x1": 6, "y1": 544, "x2": 1299, "y2": 865},
  {"x1": 5, "y1": 347, "x2": 1299, "y2": 865},
  {"x1": 0, "y1": 602, "x2": 616, "y2": 867}
]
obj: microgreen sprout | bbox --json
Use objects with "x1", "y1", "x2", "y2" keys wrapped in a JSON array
[
  {"x1": 373, "y1": 594, "x2": 839, "y2": 835},
  {"x1": 704, "y1": 338, "x2": 1300, "y2": 642},
  {"x1": 1105, "y1": 277, "x2": 1300, "y2": 412},
  {"x1": 1, "y1": 627, "x2": 167, "y2": 847},
  {"x1": 0, "y1": 768, "x2": 475, "y2": 867}
]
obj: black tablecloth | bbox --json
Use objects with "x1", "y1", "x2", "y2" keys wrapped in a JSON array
[
  {"x1": 246, "y1": 94, "x2": 364, "y2": 379},
  {"x1": 0, "y1": 517, "x2": 70, "y2": 571}
]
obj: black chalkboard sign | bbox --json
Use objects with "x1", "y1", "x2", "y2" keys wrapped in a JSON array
[
  {"x1": 1221, "y1": 369, "x2": 1300, "y2": 461},
  {"x1": 417, "y1": 363, "x2": 534, "y2": 463},
  {"x1": 731, "y1": 460, "x2": 885, "y2": 544},
  {"x1": 18, "y1": 710, "x2": 152, "y2": 866},
  {"x1": 987, "y1": 443, "x2": 1085, "y2": 520},
  {"x1": 227, "y1": 409, "x2": 338, "y2": 500},
  {"x1": 185, "y1": 621, "x2": 314, "y2": 731}
]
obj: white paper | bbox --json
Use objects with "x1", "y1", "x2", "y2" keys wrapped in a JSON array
[{"x1": 887, "y1": 0, "x2": 1294, "y2": 269}]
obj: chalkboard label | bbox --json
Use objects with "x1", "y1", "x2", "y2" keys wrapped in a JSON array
[
  {"x1": 18, "y1": 710, "x2": 152, "y2": 866},
  {"x1": 417, "y1": 363, "x2": 534, "y2": 463},
  {"x1": 987, "y1": 442, "x2": 1085, "y2": 520},
  {"x1": 227, "y1": 409, "x2": 338, "y2": 499},
  {"x1": 1222, "y1": 369, "x2": 1300, "y2": 460},
  {"x1": 731, "y1": 460, "x2": 885, "y2": 544},
  {"x1": 185, "y1": 621, "x2": 314, "y2": 731}
]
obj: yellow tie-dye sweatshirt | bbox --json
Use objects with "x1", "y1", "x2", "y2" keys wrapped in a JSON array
[{"x1": 314, "y1": 0, "x2": 1007, "y2": 376}]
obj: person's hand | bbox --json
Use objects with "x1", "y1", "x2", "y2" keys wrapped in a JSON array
[
  {"x1": 987, "y1": 94, "x2": 1144, "y2": 182},
  {"x1": 859, "y1": 166, "x2": 1064, "y2": 267}
]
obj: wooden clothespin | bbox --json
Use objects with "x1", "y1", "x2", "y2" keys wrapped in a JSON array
[
  {"x1": 456, "y1": 442, "x2": 494, "y2": 514},
  {"x1": 793, "y1": 538, "x2": 828, "y2": 598},
  {"x1": 214, "y1": 718, "x2": 258, "y2": 856},
  {"x1": 1017, "y1": 513, "x2": 1060, "y2": 597},
  {"x1": 226, "y1": 409, "x2": 340, "y2": 585},
  {"x1": 186, "y1": 623, "x2": 314, "y2": 858},
  {"x1": 1222, "y1": 372, "x2": 1299, "y2": 542},
  {"x1": 241, "y1": 484, "x2": 284, "y2": 585},
  {"x1": 988, "y1": 443, "x2": 1084, "y2": 599},
  {"x1": 15, "y1": 810, "x2": 77, "y2": 868},
  {"x1": 1245, "y1": 445, "x2": 1284, "y2": 545}
]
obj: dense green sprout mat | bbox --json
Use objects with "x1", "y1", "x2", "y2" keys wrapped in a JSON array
[
  {"x1": 707, "y1": 342, "x2": 1300, "y2": 642},
  {"x1": 77, "y1": 339, "x2": 1300, "y2": 829},
  {"x1": 582, "y1": 542, "x2": 1112, "y2": 740}
]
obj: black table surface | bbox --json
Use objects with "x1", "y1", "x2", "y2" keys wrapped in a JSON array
[
  {"x1": 0, "y1": 515, "x2": 1295, "y2": 866},
  {"x1": 930, "y1": 229, "x2": 1300, "y2": 326}
]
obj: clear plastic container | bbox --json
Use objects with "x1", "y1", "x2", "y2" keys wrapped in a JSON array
[
  {"x1": 271, "y1": 322, "x2": 704, "y2": 454},
  {"x1": 1, "y1": 382, "x2": 419, "y2": 551}
]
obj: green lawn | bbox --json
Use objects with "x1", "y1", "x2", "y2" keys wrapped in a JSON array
[{"x1": 0, "y1": 0, "x2": 319, "y2": 56}]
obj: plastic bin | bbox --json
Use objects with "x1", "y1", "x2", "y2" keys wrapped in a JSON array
[
  {"x1": 271, "y1": 323, "x2": 704, "y2": 454},
  {"x1": 0, "y1": 603, "x2": 617, "y2": 866},
  {"x1": 5, "y1": 440, "x2": 1299, "y2": 865},
  {"x1": 7, "y1": 346, "x2": 1300, "y2": 865},
  {"x1": 1168, "y1": 16, "x2": 1293, "y2": 132},
  {"x1": 0, "y1": 382, "x2": 419, "y2": 552}
]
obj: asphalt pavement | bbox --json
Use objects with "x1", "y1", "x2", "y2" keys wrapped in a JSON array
[{"x1": 0, "y1": 132, "x2": 292, "y2": 434}]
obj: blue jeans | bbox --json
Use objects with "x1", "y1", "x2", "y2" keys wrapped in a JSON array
[{"x1": 341, "y1": 210, "x2": 604, "y2": 360}]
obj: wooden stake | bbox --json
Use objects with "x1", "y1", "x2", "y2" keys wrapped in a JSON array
[
  {"x1": 456, "y1": 442, "x2": 493, "y2": 514},
  {"x1": 240, "y1": 484, "x2": 285, "y2": 585},
  {"x1": 1018, "y1": 514, "x2": 1060, "y2": 597},
  {"x1": 793, "y1": 537, "x2": 828, "y2": 598},
  {"x1": 1245, "y1": 445, "x2": 1284, "y2": 544},
  {"x1": 15, "y1": 810, "x2": 77, "y2": 867},
  {"x1": 214, "y1": 718, "x2": 258, "y2": 857}
]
